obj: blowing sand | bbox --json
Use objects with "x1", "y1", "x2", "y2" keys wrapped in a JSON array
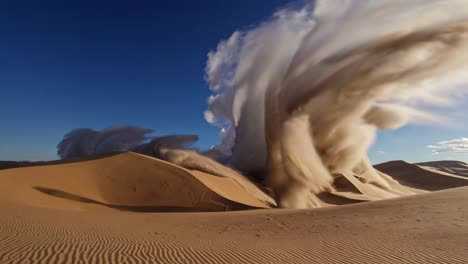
[{"x1": 0, "y1": 154, "x2": 467, "y2": 263}]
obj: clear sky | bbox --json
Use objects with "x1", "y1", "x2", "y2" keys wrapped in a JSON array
[{"x1": 1, "y1": 0, "x2": 467, "y2": 163}]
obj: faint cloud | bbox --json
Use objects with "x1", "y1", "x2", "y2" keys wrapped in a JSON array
[
  {"x1": 377, "y1": 150, "x2": 385, "y2": 155},
  {"x1": 427, "y1": 137, "x2": 468, "y2": 154}
]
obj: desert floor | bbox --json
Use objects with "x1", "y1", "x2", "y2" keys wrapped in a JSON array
[{"x1": 1, "y1": 153, "x2": 467, "y2": 263}]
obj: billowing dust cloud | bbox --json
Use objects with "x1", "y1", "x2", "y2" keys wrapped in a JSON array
[
  {"x1": 57, "y1": 126, "x2": 154, "y2": 159},
  {"x1": 58, "y1": 0, "x2": 468, "y2": 209},
  {"x1": 205, "y1": 0, "x2": 468, "y2": 208}
]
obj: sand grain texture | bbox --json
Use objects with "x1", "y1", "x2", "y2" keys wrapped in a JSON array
[{"x1": 0, "y1": 154, "x2": 467, "y2": 263}]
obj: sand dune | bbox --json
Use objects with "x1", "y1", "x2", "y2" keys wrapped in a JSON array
[
  {"x1": 0, "y1": 160, "x2": 46, "y2": 170},
  {"x1": 416, "y1": 160, "x2": 468, "y2": 178},
  {"x1": 0, "y1": 155, "x2": 467, "y2": 263},
  {"x1": 375, "y1": 160, "x2": 468, "y2": 191},
  {"x1": 0, "y1": 153, "x2": 421, "y2": 208},
  {"x1": 0, "y1": 152, "x2": 273, "y2": 212}
]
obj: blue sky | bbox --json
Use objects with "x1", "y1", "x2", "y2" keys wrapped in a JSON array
[{"x1": 1, "y1": 0, "x2": 467, "y2": 163}]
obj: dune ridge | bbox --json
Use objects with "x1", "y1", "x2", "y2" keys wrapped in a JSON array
[
  {"x1": 0, "y1": 152, "x2": 273, "y2": 211},
  {"x1": 0, "y1": 152, "x2": 423, "y2": 209},
  {"x1": 2, "y1": 153, "x2": 466, "y2": 208},
  {"x1": 375, "y1": 160, "x2": 468, "y2": 191},
  {"x1": 416, "y1": 161, "x2": 468, "y2": 178}
]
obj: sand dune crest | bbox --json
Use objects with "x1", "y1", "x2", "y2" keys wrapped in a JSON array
[
  {"x1": 375, "y1": 160, "x2": 468, "y2": 191},
  {"x1": 0, "y1": 152, "x2": 273, "y2": 211}
]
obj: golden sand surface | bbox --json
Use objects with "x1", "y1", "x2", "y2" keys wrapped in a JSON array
[{"x1": 0, "y1": 153, "x2": 467, "y2": 263}]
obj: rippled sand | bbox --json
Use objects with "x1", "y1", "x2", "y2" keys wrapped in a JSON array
[{"x1": 0, "y1": 153, "x2": 467, "y2": 263}]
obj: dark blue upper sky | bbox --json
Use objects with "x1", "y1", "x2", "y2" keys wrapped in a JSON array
[{"x1": 0, "y1": 0, "x2": 290, "y2": 160}]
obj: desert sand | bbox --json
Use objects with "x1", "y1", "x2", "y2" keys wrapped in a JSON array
[
  {"x1": 0, "y1": 153, "x2": 467, "y2": 263},
  {"x1": 375, "y1": 160, "x2": 468, "y2": 191}
]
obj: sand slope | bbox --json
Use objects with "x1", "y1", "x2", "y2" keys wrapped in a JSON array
[
  {"x1": 0, "y1": 187, "x2": 466, "y2": 263},
  {"x1": 375, "y1": 160, "x2": 468, "y2": 191},
  {"x1": 0, "y1": 152, "x2": 273, "y2": 211},
  {"x1": 416, "y1": 160, "x2": 468, "y2": 178},
  {"x1": 1, "y1": 156, "x2": 467, "y2": 263}
]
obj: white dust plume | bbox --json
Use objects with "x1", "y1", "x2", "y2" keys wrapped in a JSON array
[{"x1": 205, "y1": 0, "x2": 468, "y2": 208}]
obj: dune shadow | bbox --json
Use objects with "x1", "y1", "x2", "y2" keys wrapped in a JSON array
[{"x1": 33, "y1": 186, "x2": 249, "y2": 213}]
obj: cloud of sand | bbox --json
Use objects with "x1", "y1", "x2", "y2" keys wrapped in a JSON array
[
  {"x1": 57, "y1": 0, "x2": 468, "y2": 209},
  {"x1": 57, "y1": 127, "x2": 205, "y2": 159},
  {"x1": 57, "y1": 128, "x2": 222, "y2": 167},
  {"x1": 205, "y1": 0, "x2": 468, "y2": 207},
  {"x1": 427, "y1": 138, "x2": 468, "y2": 154},
  {"x1": 57, "y1": 126, "x2": 154, "y2": 159},
  {"x1": 205, "y1": 5, "x2": 316, "y2": 171}
]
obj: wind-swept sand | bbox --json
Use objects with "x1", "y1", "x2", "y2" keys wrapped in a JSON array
[{"x1": 0, "y1": 154, "x2": 467, "y2": 263}]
